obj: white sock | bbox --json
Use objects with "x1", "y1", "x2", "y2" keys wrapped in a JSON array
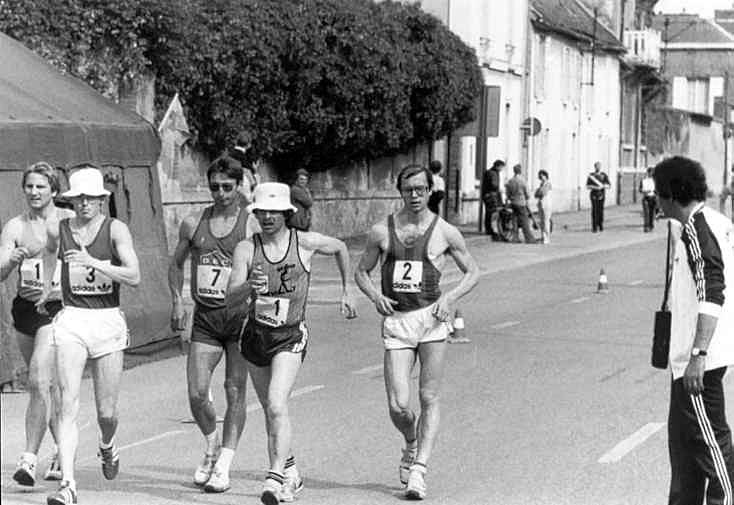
[
  {"x1": 214, "y1": 448, "x2": 234, "y2": 474},
  {"x1": 21, "y1": 451, "x2": 38, "y2": 464},
  {"x1": 205, "y1": 430, "x2": 219, "y2": 455},
  {"x1": 99, "y1": 437, "x2": 114, "y2": 449},
  {"x1": 63, "y1": 479, "x2": 77, "y2": 491}
]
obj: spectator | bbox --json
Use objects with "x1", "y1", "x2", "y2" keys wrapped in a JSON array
[
  {"x1": 639, "y1": 166, "x2": 656, "y2": 232},
  {"x1": 286, "y1": 168, "x2": 313, "y2": 231},
  {"x1": 229, "y1": 130, "x2": 258, "y2": 191},
  {"x1": 534, "y1": 170, "x2": 552, "y2": 244},
  {"x1": 427, "y1": 160, "x2": 445, "y2": 215},
  {"x1": 505, "y1": 164, "x2": 535, "y2": 244},
  {"x1": 481, "y1": 160, "x2": 504, "y2": 240},
  {"x1": 586, "y1": 161, "x2": 611, "y2": 232}
]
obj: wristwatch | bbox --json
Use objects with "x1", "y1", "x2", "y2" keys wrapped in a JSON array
[{"x1": 691, "y1": 347, "x2": 708, "y2": 357}]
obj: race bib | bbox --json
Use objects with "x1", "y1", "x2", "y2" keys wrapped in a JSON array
[
  {"x1": 20, "y1": 258, "x2": 61, "y2": 292},
  {"x1": 254, "y1": 295, "x2": 290, "y2": 328},
  {"x1": 392, "y1": 260, "x2": 423, "y2": 293},
  {"x1": 69, "y1": 260, "x2": 113, "y2": 296},
  {"x1": 196, "y1": 264, "x2": 232, "y2": 299}
]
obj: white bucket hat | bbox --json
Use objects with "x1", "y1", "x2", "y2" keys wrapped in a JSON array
[
  {"x1": 62, "y1": 168, "x2": 110, "y2": 198},
  {"x1": 247, "y1": 182, "x2": 297, "y2": 213}
]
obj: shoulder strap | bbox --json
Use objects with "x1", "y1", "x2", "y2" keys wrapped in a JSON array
[{"x1": 661, "y1": 220, "x2": 672, "y2": 311}]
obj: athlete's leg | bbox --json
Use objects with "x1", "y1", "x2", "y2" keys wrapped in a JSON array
[
  {"x1": 54, "y1": 340, "x2": 88, "y2": 485},
  {"x1": 90, "y1": 350, "x2": 124, "y2": 445},
  {"x1": 221, "y1": 340, "x2": 248, "y2": 450},
  {"x1": 414, "y1": 340, "x2": 447, "y2": 466},
  {"x1": 27, "y1": 325, "x2": 60, "y2": 452},
  {"x1": 187, "y1": 342, "x2": 224, "y2": 437},
  {"x1": 384, "y1": 348, "x2": 418, "y2": 442}
]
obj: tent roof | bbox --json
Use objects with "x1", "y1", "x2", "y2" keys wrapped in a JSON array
[{"x1": 0, "y1": 32, "x2": 160, "y2": 170}]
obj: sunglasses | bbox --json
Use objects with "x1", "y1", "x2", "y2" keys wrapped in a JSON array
[{"x1": 209, "y1": 182, "x2": 236, "y2": 193}]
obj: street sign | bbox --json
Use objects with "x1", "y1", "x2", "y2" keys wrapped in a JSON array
[{"x1": 521, "y1": 117, "x2": 542, "y2": 136}]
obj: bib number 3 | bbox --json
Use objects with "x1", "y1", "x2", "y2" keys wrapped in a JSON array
[
  {"x1": 254, "y1": 296, "x2": 290, "y2": 328},
  {"x1": 392, "y1": 260, "x2": 423, "y2": 293},
  {"x1": 69, "y1": 260, "x2": 113, "y2": 295}
]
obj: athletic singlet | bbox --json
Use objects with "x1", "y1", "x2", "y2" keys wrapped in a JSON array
[
  {"x1": 190, "y1": 206, "x2": 249, "y2": 308},
  {"x1": 381, "y1": 214, "x2": 441, "y2": 312},
  {"x1": 58, "y1": 217, "x2": 121, "y2": 309},
  {"x1": 16, "y1": 213, "x2": 61, "y2": 302},
  {"x1": 251, "y1": 229, "x2": 310, "y2": 329}
]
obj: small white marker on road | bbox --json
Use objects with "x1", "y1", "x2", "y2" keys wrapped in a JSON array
[
  {"x1": 629, "y1": 280, "x2": 644, "y2": 286},
  {"x1": 352, "y1": 364, "x2": 383, "y2": 375},
  {"x1": 569, "y1": 296, "x2": 590, "y2": 304},
  {"x1": 78, "y1": 430, "x2": 187, "y2": 464},
  {"x1": 246, "y1": 384, "x2": 326, "y2": 413},
  {"x1": 491, "y1": 321, "x2": 520, "y2": 329},
  {"x1": 598, "y1": 422, "x2": 665, "y2": 464}
]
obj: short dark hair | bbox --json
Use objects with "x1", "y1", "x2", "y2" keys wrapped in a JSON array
[
  {"x1": 653, "y1": 156, "x2": 707, "y2": 205},
  {"x1": 235, "y1": 131, "x2": 252, "y2": 147},
  {"x1": 22, "y1": 161, "x2": 60, "y2": 193},
  {"x1": 207, "y1": 155, "x2": 243, "y2": 183},
  {"x1": 428, "y1": 160, "x2": 442, "y2": 175},
  {"x1": 513, "y1": 164, "x2": 522, "y2": 175},
  {"x1": 491, "y1": 160, "x2": 505, "y2": 169},
  {"x1": 538, "y1": 169, "x2": 549, "y2": 179},
  {"x1": 396, "y1": 164, "x2": 433, "y2": 192}
]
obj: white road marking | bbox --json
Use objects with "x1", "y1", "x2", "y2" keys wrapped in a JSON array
[
  {"x1": 629, "y1": 280, "x2": 644, "y2": 286},
  {"x1": 491, "y1": 321, "x2": 520, "y2": 329},
  {"x1": 246, "y1": 384, "x2": 326, "y2": 413},
  {"x1": 569, "y1": 296, "x2": 590, "y2": 304},
  {"x1": 598, "y1": 422, "x2": 665, "y2": 463},
  {"x1": 78, "y1": 430, "x2": 186, "y2": 464},
  {"x1": 352, "y1": 364, "x2": 383, "y2": 375}
]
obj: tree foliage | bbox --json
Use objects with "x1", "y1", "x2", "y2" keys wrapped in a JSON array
[{"x1": 1, "y1": 0, "x2": 481, "y2": 174}]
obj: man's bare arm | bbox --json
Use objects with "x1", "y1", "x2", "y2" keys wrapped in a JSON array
[
  {"x1": 355, "y1": 224, "x2": 398, "y2": 316},
  {"x1": 226, "y1": 239, "x2": 254, "y2": 312},
  {"x1": 168, "y1": 217, "x2": 195, "y2": 332},
  {"x1": 300, "y1": 231, "x2": 357, "y2": 318},
  {"x1": 432, "y1": 223, "x2": 479, "y2": 321},
  {"x1": 0, "y1": 218, "x2": 24, "y2": 281}
]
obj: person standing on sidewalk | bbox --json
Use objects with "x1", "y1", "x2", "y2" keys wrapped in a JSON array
[
  {"x1": 168, "y1": 156, "x2": 251, "y2": 493},
  {"x1": 427, "y1": 161, "x2": 445, "y2": 216},
  {"x1": 586, "y1": 161, "x2": 611, "y2": 232},
  {"x1": 534, "y1": 169, "x2": 552, "y2": 244},
  {"x1": 45, "y1": 166, "x2": 141, "y2": 505},
  {"x1": 355, "y1": 164, "x2": 479, "y2": 500},
  {"x1": 639, "y1": 166, "x2": 657, "y2": 232},
  {"x1": 286, "y1": 169, "x2": 313, "y2": 232},
  {"x1": 0, "y1": 162, "x2": 73, "y2": 487},
  {"x1": 481, "y1": 160, "x2": 504, "y2": 239},
  {"x1": 653, "y1": 156, "x2": 734, "y2": 505},
  {"x1": 505, "y1": 164, "x2": 535, "y2": 244}
]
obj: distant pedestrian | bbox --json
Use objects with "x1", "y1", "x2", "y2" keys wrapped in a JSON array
[
  {"x1": 586, "y1": 161, "x2": 611, "y2": 232},
  {"x1": 229, "y1": 130, "x2": 258, "y2": 191},
  {"x1": 286, "y1": 168, "x2": 313, "y2": 231},
  {"x1": 653, "y1": 156, "x2": 734, "y2": 505},
  {"x1": 505, "y1": 164, "x2": 535, "y2": 244},
  {"x1": 639, "y1": 166, "x2": 656, "y2": 232},
  {"x1": 534, "y1": 170, "x2": 552, "y2": 244},
  {"x1": 427, "y1": 161, "x2": 445, "y2": 215},
  {"x1": 481, "y1": 160, "x2": 504, "y2": 239}
]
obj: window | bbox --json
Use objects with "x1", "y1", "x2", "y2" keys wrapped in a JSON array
[
  {"x1": 687, "y1": 78, "x2": 709, "y2": 114},
  {"x1": 533, "y1": 35, "x2": 546, "y2": 99}
]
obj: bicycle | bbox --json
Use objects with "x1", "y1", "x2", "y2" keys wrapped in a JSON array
[{"x1": 490, "y1": 202, "x2": 549, "y2": 242}]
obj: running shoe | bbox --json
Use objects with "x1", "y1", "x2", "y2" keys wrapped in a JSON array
[
  {"x1": 193, "y1": 452, "x2": 218, "y2": 486},
  {"x1": 47, "y1": 481, "x2": 77, "y2": 505},
  {"x1": 261, "y1": 477, "x2": 282, "y2": 505},
  {"x1": 98, "y1": 444, "x2": 120, "y2": 480},
  {"x1": 405, "y1": 466, "x2": 427, "y2": 500},
  {"x1": 399, "y1": 445, "x2": 417, "y2": 485},
  {"x1": 281, "y1": 468, "x2": 304, "y2": 502},
  {"x1": 13, "y1": 453, "x2": 37, "y2": 487},
  {"x1": 203, "y1": 467, "x2": 230, "y2": 493},
  {"x1": 44, "y1": 452, "x2": 62, "y2": 481}
]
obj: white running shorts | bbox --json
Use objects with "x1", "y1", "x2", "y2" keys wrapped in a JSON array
[
  {"x1": 382, "y1": 303, "x2": 449, "y2": 350},
  {"x1": 53, "y1": 306, "x2": 129, "y2": 358}
]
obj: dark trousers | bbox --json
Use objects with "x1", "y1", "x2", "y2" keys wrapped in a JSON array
[
  {"x1": 591, "y1": 195, "x2": 605, "y2": 231},
  {"x1": 642, "y1": 195, "x2": 656, "y2": 231},
  {"x1": 511, "y1": 204, "x2": 535, "y2": 243},
  {"x1": 669, "y1": 367, "x2": 734, "y2": 505},
  {"x1": 484, "y1": 193, "x2": 500, "y2": 237}
]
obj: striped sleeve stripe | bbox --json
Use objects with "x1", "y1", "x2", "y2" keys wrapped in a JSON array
[
  {"x1": 683, "y1": 221, "x2": 706, "y2": 302},
  {"x1": 691, "y1": 394, "x2": 733, "y2": 505}
]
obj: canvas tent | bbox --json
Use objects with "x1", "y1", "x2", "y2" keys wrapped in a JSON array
[{"x1": 0, "y1": 32, "x2": 170, "y2": 385}]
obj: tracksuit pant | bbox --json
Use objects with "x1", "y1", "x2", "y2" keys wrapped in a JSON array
[
  {"x1": 669, "y1": 367, "x2": 734, "y2": 505},
  {"x1": 591, "y1": 195, "x2": 605, "y2": 231}
]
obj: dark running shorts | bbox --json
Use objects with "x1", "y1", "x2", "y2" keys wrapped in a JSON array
[
  {"x1": 191, "y1": 304, "x2": 247, "y2": 347},
  {"x1": 12, "y1": 296, "x2": 63, "y2": 337},
  {"x1": 240, "y1": 320, "x2": 308, "y2": 367}
]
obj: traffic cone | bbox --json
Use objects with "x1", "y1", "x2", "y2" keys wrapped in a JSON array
[{"x1": 596, "y1": 268, "x2": 609, "y2": 294}]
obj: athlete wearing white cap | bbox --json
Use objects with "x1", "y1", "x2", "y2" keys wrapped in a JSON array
[
  {"x1": 226, "y1": 182, "x2": 358, "y2": 504},
  {"x1": 45, "y1": 165, "x2": 141, "y2": 505}
]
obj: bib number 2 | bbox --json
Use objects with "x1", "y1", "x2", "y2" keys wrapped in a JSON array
[{"x1": 392, "y1": 260, "x2": 423, "y2": 293}]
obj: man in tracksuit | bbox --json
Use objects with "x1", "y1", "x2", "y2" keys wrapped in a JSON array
[{"x1": 654, "y1": 156, "x2": 734, "y2": 505}]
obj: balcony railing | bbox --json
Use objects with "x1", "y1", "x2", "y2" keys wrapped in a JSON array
[{"x1": 623, "y1": 29, "x2": 662, "y2": 68}]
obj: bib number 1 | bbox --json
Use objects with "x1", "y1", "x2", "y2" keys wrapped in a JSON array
[
  {"x1": 254, "y1": 296, "x2": 290, "y2": 327},
  {"x1": 20, "y1": 258, "x2": 61, "y2": 292},
  {"x1": 392, "y1": 260, "x2": 423, "y2": 293}
]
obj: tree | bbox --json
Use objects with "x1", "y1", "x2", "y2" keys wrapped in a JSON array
[{"x1": 1, "y1": 0, "x2": 482, "y2": 176}]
